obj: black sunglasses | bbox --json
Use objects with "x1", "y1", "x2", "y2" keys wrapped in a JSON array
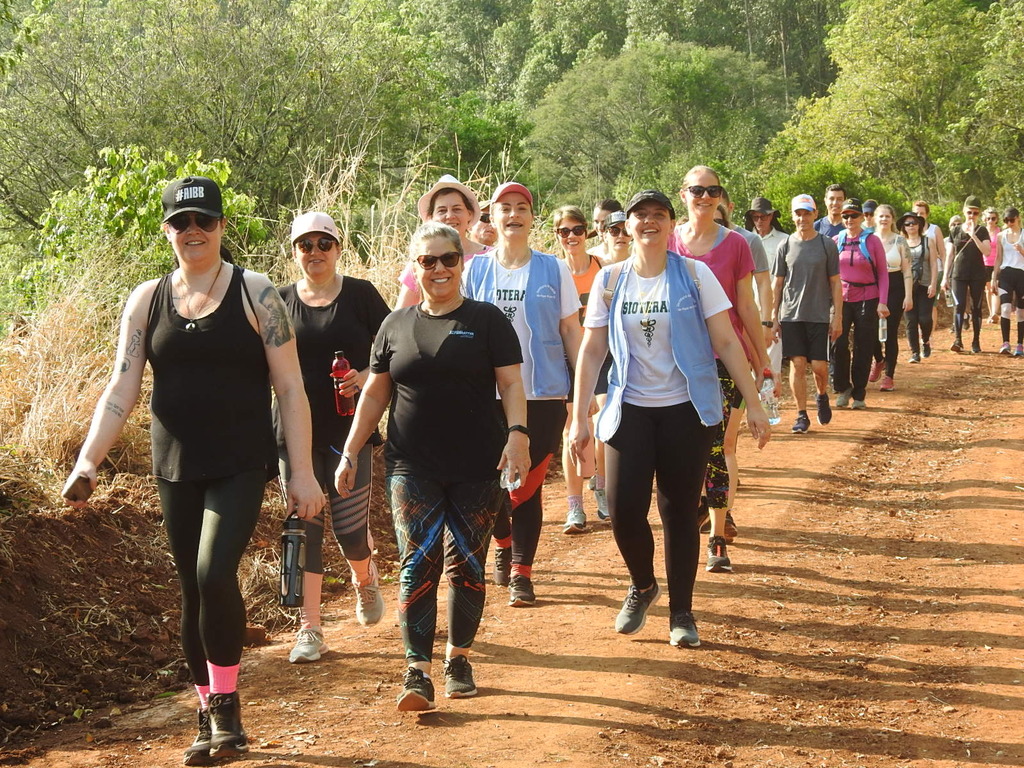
[
  {"x1": 841, "y1": 212, "x2": 862, "y2": 220},
  {"x1": 606, "y1": 225, "x2": 630, "y2": 238},
  {"x1": 556, "y1": 225, "x2": 587, "y2": 238},
  {"x1": 167, "y1": 212, "x2": 222, "y2": 233},
  {"x1": 415, "y1": 251, "x2": 461, "y2": 270},
  {"x1": 686, "y1": 185, "x2": 725, "y2": 198},
  {"x1": 296, "y1": 236, "x2": 337, "y2": 254},
  {"x1": 478, "y1": 213, "x2": 491, "y2": 224}
]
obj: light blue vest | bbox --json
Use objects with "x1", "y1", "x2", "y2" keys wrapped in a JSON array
[
  {"x1": 463, "y1": 250, "x2": 571, "y2": 398},
  {"x1": 597, "y1": 253, "x2": 724, "y2": 442}
]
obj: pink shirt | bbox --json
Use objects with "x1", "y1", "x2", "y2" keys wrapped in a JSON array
[
  {"x1": 834, "y1": 231, "x2": 889, "y2": 303},
  {"x1": 986, "y1": 225, "x2": 1000, "y2": 267},
  {"x1": 669, "y1": 225, "x2": 755, "y2": 362}
]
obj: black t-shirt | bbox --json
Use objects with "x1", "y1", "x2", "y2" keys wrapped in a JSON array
[
  {"x1": 371, "y1": 299, "x2": 523, "y2": 483},
  {"x1": 949, "y1": 224, "x2": 989, "y2": 282},
  {"x1": 274, "y1": 277, "x2": 390, "y2": 451}
]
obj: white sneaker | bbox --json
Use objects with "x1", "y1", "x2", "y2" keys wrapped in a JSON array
[
  {"x1": 289, "y1": 627, "x2": 327, "y2": 664},
  {"x1": 355, "y1": 564, "x2": 385, "y2": 626}
]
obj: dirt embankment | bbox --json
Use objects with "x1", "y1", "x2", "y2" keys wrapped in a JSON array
[{"x1": 2, "y1": 322, "x2": 1023, "y2": 768}]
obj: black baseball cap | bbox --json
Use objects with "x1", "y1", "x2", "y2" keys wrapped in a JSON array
[
  {"x1": 162, "y1": 176, "x2": 224, "y2": 222},
  {"x1": 625, "y1": 189, "x2": 676, "y2": 219}
]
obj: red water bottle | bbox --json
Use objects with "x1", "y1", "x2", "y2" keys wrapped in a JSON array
[{"x1": 331, "y1": 350, "x2": 354, "y2": 416}]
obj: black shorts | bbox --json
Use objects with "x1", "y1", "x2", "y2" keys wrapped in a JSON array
[{"x1": 781, "y1": 321, "x2": 830, "y2": 361}]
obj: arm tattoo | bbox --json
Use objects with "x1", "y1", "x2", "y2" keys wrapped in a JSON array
[
  {"x1": 105, "y1": 401, "x2": 125, "y2": 419},
  {"x1": 258, "y1": 286, "x2": 294, "y2": 348},
  {"x1": 126, "y1": 329, "x2": 142, "y2": 358}
]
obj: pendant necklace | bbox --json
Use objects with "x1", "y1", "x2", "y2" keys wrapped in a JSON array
[{"x1": 180, "y1": 260, "x2": 224, "y2": 332}]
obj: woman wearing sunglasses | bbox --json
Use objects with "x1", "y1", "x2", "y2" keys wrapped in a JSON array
[
  {"x1": 897, "y1": 211, "x2": 940, "y2": 364},
  {"x1": 62, "y1": 177, "x2": 325, "y2": 763},
  {"x1": 552, "y1": 205, "x2": 603, "y2": 533},
  {"x1": 667, "y1": 166, "x2": 770, "y2": 575},
  {"x1": 463, "y1": 182, "x2": 582, "y2": 607},
  {"x1": 569, "y1": 189, "x2": 770, "y2": 649},
  {"x1": 992, "y1": 207, "x2": 1024, "y2": 356},
  {"x1": 336, "y1": 222, "x2": 528, "y2": 711},
  {"x1": 832, "y1": 199, "x2": 889, "y2": 408},
  {"x1": 276, "y1": 212, "x2": 391, "y2": 665},
  {"x1": 395, "y1": 175, "x2": 489, "y2": 308}
]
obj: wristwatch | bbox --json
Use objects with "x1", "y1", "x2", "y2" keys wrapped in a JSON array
[{"x1": 507, "y1": 424, "x2": 530, "y2": 437}]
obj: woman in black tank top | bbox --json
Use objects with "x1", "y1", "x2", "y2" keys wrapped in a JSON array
[{"x1": 62, "y1": 177, "x2": 325, "y2": 764}]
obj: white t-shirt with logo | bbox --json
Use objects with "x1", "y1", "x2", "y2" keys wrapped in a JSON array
[
  {"x1": 493, "y1": 257, "x2": 580, "y2": 399},
  {"x1": 585, "y1": 259, "x2": 731, "y2": 407}
]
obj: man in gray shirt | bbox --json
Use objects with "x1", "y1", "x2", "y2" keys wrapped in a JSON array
[{"x1": 772, "y1": 194, "x2": 843, "y2": 434}]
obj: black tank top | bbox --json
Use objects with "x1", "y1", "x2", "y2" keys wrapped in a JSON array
[{"x1": 146, "y1": 265, "x2": 277, "y2": 482}]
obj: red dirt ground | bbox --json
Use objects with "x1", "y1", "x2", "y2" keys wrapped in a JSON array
[{"x1": 2, "y1": 321, "x2": 1022, "y2": 768}]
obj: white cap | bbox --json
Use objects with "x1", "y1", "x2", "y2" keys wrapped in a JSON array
[{"x1": 290, "y1": 211, "x2": 339, "y2": 243}]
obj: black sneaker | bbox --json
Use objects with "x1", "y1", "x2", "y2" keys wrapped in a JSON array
[
  {"x1": 443, "y1": 655, "x2": 478, "y2": 698},
  {"x1": 669, "y1": 610, "x2": 701, "y2": 648},
  {"x1": 397, "y1": 667, "x2": 436, "y2": 711},
  {"x1": 696, "y1": 497, "x2": 710, "y2": 534},
  {"x1": 816, "y1": 394, "x2": 832, "y2": 425},
  {"x1": 792, "y1": 412, "x2": 810, "y2": 433},
  {"x1": 614, "y1": 582, "x2": 660, "y2": 634},
  {"x1": 492, "y1": 546, "x2": 511, "y2": 587},
  {"x1": 706, "y1": 536, "x2": 732, "y2": 573},
  {"x1": 207, "y1": 692, "x2": 248, "y2": 759},
  {"x1": 508, "y1": 574, "x2": 536, "y2": 607},
  {"x1": 182, "y1": 708, "x2": 211, "y2": 766}
]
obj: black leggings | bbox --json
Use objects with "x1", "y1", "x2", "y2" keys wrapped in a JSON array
[
  {"x1": 157, "y1": 468, "x2": 266, "y2": 683},
  {"x1": 279, "y1": 443, "x2": 373, "y2": 571},
  {"x1": 951, "y1": 278, "x2": 986, "y2": 343},
  {"x1": 492, "y1": 399, "x2": 564, "y2": 567},
  {"x1": 605, "y1": 402, "x2": 716, "y2": 614},
  {"x1": 873, "y1": 273, "x2": 906, "y2": 377},
  {"x1": 904, "y1": 284, "x2": 935, "y2": 354}
]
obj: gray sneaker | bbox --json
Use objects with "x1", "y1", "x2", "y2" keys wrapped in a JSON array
[
  {"x1": 669, "y1": 610, "x2": 701, "y2": 648},
  {"x1": 563, "y1": 505, "x2": 586, "y2": 534},
  {"x1": 835, "y1": 389, "x2": 852, "y2": 408},
  {"x1": 614, "y1": 582, "x2": 660, "y2": 635},
  {"x1": 355, "y1": 565, "x2": 385, "y2": 626},
  {"x1": 289, "y1": 627, "x2": 327, "y2": 664}
]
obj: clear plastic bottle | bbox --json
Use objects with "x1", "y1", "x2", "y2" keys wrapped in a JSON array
[
  {"x1": 878, "y1": 317, "x2": 888, "y2": 342},
  {"x1": 759, "y1": 372, "x2": 780, "y2": 426}
]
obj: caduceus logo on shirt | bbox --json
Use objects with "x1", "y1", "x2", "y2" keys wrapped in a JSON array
[{"x1": 640, "y1": 318, "x2": 656, "y2": 347}]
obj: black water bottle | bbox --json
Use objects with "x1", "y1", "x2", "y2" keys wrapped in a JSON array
[{"x1": 279, "y1": 514, "x2": 306, "y2": 607}]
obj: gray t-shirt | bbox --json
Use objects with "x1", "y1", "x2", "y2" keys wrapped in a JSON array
[
  {"x1": 774, "y1": 233, "x2": 840, "y2": 323},
  {"x1": 732, "y1": 225, "x2": 769, "y2": 272}
]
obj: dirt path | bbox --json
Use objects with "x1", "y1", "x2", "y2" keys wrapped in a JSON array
[{"x1": 5, "y1": 323, "x2": 1023, "y2": 768}]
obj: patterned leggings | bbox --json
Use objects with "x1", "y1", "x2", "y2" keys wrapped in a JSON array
[
  {"x1": 704, "y1": 360, "x2": 740, "y2": 510},
  {"x1": 387, "y1": 475, "x2": 503, "y2": 663}
]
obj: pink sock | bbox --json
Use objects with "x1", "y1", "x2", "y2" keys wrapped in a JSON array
[
  {"x1": 494, "y1": 536, "x2": 512, "y2": 549},
  {"x1": 207, "y1": 663, "x2": 239, "y2": 694},
  {"x1": 511, "y1": 564, "x2": 532, "y2": 579},
  {"x1": 299, "y1": 572, "x2": 323, "y2": 630},
  {"x1": 194, "y1": 684, "x2": 210, "y2": 709}
]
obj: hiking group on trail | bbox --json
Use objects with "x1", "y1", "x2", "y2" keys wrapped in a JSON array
[{"x1": 61, "y1": 172, "x2": 1017, "y2": 764}]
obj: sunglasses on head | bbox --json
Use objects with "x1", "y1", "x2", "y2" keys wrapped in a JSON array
[
  {"x1": 686, "y1": 185, "x2": 725, "y2": 198},
  {"x1": 556, "y1": 224, "x2": 587, "y2": 238},
  {"x1": 415, "y1": 251, "x2": 461, "y2": 270},
  {"x1": 167, "y1": 212, "x2": 222, "y2": 233},
  {"x1": 296, "y1": 236, "x2": 337, "y2": 254},
  {"x1": 841, "y1": 212, "x2": 862, "y2": 220},
  {"x1": 478, "y1": 213, "x2": 491, "y2": 224}
]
